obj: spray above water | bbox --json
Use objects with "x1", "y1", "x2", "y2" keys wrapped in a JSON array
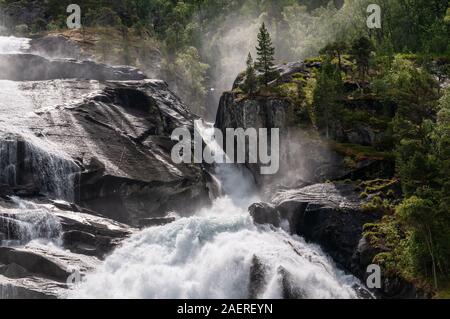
[
  {"x1": 0, "y1": 197, "x2": 62, "y2": 247},
  {"x1": 69, "y1": 198, "x2": 360, "y2": 299},
  {"x1": 70, "y1": 122, "x2": 362, "y2": 299}
]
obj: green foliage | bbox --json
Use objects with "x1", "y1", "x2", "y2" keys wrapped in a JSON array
[
  {"x1": 255, "y1": 23, "x2": 278, "y2": 86},
  {"x1": 241, "y1": 53, "x2": 258, "y2": 95},
  {"x1": 320, "y1": 41, "x2": 348, "y2": 72},
  {"x1": 312, "y1": 58, "x2": 343, "y2": 138},
  {"x1": 161, "y1": 46, "x2": 209, "y2": 115}
]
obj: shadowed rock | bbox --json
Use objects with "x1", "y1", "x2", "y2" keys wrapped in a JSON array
[
  {"x1": 251, "y1": 183, "x2": 382, "y2": 270},
  {"x1": 248, "y1": 255, "x2": 267, "y2": 299}
]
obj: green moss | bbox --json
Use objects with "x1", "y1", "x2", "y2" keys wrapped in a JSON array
[
  {"x1": 360, "y1": 191, "x2": 369, "y2": 199},
  {"x1": 360, "y1": 179, "x2": 399, "y2": 194},
  {"x1": 276, "y1": 82, "x2": 299, "y2": 99},
  {"x1": 362, "y1": 196, "x2": 394, "y2": 213}
]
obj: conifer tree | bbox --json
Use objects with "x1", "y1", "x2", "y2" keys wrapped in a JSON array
[
  {"x1": 242, "y1": 53, "x2": 258, "y2": 95},
  {"x1": 255, "y1": 22, "x2": 277, "y2": 86}
]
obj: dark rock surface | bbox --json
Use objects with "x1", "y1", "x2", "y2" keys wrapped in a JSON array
[
  {"x1": 251, "y1": 182, "x2": 382, "y2": 271},
  {"x1": 0, "y1": 54, "x2": 146, "y2": 81},
  {"x1": 217, "y1": 61, "x2": 393, "y2": 188},
  {"x1": 0, "y1": 77, "x2": 210, "y2": 225},
  {"x1": 0, "y1": 195, "x2": 133, "y2": 298},
  {"x1": 0, "y1": 37, "x2": 211, "y2": 298},
  {"x1": 29, "y1": 35, "x2": 89, "y2": 60}
]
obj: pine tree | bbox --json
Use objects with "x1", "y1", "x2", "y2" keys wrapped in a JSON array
[
  {"x1": 255, "y1": 22, "x2": 277, "y2": 86},
  {"x1": 242, "y1": 53, "x2": 258, "y2": 95},
  {"x1": 350, "y1": 36, "x2": 374, "y2": 83},
  {"x1": 312, "y1": 58, "x2": 343, "y2": 139}
]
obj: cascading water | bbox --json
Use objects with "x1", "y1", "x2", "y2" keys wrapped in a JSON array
[
  {"x1": 69, "y1": 121, "x2": 363, "y2": 299},
  {"x1": 0, "y1": 36, "x2": 77, "y2": 254},
  {"x1": 0, "y1": 133, "x2": 80, "y2": 202},
  {"x1": 0, "y1": 36, "x2": 30, "y2": 54},
  {"x1": 0, "y1": 197, "x2": 62, "y2": 246},
  {"x1": 0, "y1": 36, "x2": 81, "y2": 202}
]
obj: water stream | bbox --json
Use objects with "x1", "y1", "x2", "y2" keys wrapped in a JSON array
[{"x1": 69, "y1": 122, "x2": 362, "y2": 299}]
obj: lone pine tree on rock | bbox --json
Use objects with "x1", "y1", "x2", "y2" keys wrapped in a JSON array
[{"x1": 256, "y1": 22, "x2": 278, "y2": 86}]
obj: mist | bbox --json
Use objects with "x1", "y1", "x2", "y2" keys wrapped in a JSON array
[{"x1": 199, "y1": 0, "x2": 369, "y2": 115}]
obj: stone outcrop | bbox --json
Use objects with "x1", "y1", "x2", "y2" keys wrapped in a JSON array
[
  {"x1": 250, "y1": 183, "x2": 381, "y2": 269},
  {"x1": 0, "y1": 54, "x2": 146, "y2": 81},
  {"x1": 0, "y1": 195, "x2": 133, "y2": 298},
  {"x1": 215, "y1": 62, "x2": 394, "y2": 188},
  {"x1": 29, "y1": 35, "x2": 89, "y2": 60},
  {"x1": 0, "y1": 59, "x2": 210, "y2": 225},
  {"x1": 249, "y1": 182, "x2": 429, "y2": 298}
]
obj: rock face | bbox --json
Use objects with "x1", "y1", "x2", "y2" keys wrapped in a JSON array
[
  {"x1": 215, "y1": 91, "x2": 388, "y2": 188},
  {"x1": 250, "y1": 183, "x2": 382, "y2": 270},
  {"x1": 0, "y1": 54, "x2": 210, "y2": 225},
  {"x1": 0, "y1": 54, "x2": 146, "y2": 81},
  {"x1": 40, "y1": 80, "x2": 210, "y2": 224},
  {"x1": 216, "y1": 61, "x2": 394, "y2": 188},
  {"x1": 0, "y1": 195, "x2": 133, "y2": 298},
  {"x1": 216, "y1": 92, "x2": 335, "y2": 186},
  {"x1": 0, "y1": 35, "x2": 210, "y2": 298},
  {"x1": 249, "y1": 182, "x2": 429, "y2": 299}
]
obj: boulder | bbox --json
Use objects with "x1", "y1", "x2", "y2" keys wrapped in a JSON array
[
  {"x1": 0, "y1": 243, "x2": 98, "y2": 299},
  {"x1": 249, "y1": 203, "x2": 280, "y2": 228},
  {"x1": 248, "y1": 182, "x2": 429, "y2": 298},
  {"x1": 0, "y1": 78, "x2": 210, "y2": 225},
  {"x1": 248, "y1": 255, "x2": 268, "y2": 299},
  {"x1": 252, "y1": 183, "x2": 382, "y2": 270},
  {"x1": 0, "y1": 196, "x2": 133, "y2": 298}
]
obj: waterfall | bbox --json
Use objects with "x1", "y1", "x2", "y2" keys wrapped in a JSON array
[
  {"x1": 0, "y1": 197, "x2": 62, "y2": 246},
  {"x1": 0, "y1": 36, "x2": 30, "y2": 54},
  {"x1": 69, "y1": 121, "x2": 363, "y2": 299},
  {"x1": 0, "y1": 134, "x2": 80, "y2": 202}
]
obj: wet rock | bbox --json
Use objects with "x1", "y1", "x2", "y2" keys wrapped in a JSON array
[
  {"x1": 249, "y1": 203, "x2": 280, "y2": 228},
  {"x1": 0, "y1": 275, "x2": 62, "y2": 299},
  {"x1": 0, "y1": 247, "x2": 73, "y2": 281},
  {"x1": 278, "y1": 266, "x2": 306, "y2": 299},
  {"x1": 248, "y1": 182, "x2": 427, "y2": 298},
  {"x1": 0, "y1": 243, "x2": 97, "y2": 299},
  {"x1": 248, "y1": 255, "x2": 267, "y2": 299},
  {"x1": 0, "y1": 54, "x2": 146, "y2": 81},
  {"x1": 0, "y1": 197, "x2": 134, "y2": 258},
  {"x1": 0, "y1": 263, "x2": 29, "y2": 279},
  {"x1": 0, "y1": 79, "x2": 210, "y2": 225}
]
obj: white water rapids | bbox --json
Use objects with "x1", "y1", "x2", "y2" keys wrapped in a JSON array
[{"x1": 69, "y1": 122, "x2": 362, "y2": 299}]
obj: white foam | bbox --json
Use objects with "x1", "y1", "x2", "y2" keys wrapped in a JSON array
[
  {"x1": 0, "y1": 36, "x2": 30, "y2": 54},
  {"x1": 69, "y1": 196, "x2": 360, "y2": 299}
]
